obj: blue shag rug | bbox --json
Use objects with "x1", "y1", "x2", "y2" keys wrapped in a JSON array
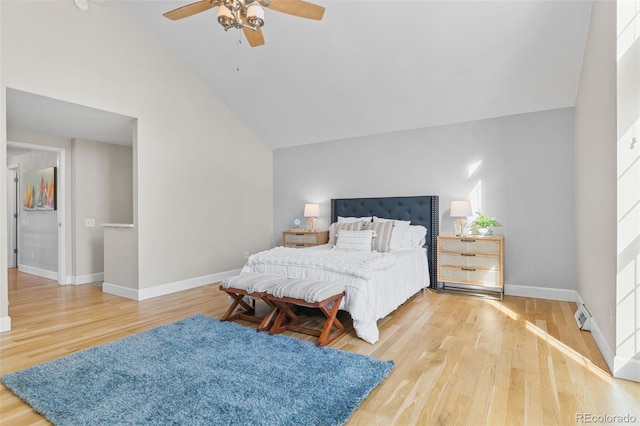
[{"x1": 1, "y1": 314, "x2": 393, "y2": 426}]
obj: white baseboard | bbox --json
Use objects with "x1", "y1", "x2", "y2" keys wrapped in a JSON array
[
  {"x1": 72, "y1": 272, "x2": 104, "y2": 285},
  {"x1": 586, "y1": 313, "x2": 616, "y2": 372},
  {"x1": 614, "y1": 356, "x2": 640, "y2": 382},
  {"x1": 102, "y1": 269, "x2": 242, "y2": 301},
  {"x1": 18, "y1": 264, "x2": 58, "y2": 282},
  {"x1": 507, "y1": 284, "x2": 640, "y2": 382},
  {"x1": 102, "y1": 282, "x2": 140, "y2": 300},
  {"x1": 573, "y1": 294, "x2": 640, "y2": 383},
  {"x1": 18, "y1": 266, "x2": 103, "y2": 286},
  {"x1": 591, "y1": 320, "x2": 640, "y2": 382},
  {"x1": 0, "y1": 316, "x2": 11, "y2": 332},
  {"x1": 504, "y1": 283, "x2": 578, "y2": 302}
]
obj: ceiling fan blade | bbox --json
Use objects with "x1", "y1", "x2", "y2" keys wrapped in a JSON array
[
  {"x1": 243, "y1": 27, "x2": 265, "y2": 47},
  {"x1": 265, "y1": 0, "x2": 325, "y2": 20},
  {"x1": 163, "y1": 0, "x2": 215, "y2": 21},
  {"x1": 241, "y1": 15, "x2": 265, "y2": 47}
]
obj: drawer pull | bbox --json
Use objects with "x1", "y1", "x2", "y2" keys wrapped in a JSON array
[
  {"x1": 295, "y1": 233, "x2": 305, "y2": 236},
  {"x1": 461, "y1": 253, "x2": 476, "y2": 257},
  {"x1": 461, "y1": 239, "x2": 476, "y2": 242},
  {"x1": 461, "y1": 267, "x2": 476, "y2": 271}
]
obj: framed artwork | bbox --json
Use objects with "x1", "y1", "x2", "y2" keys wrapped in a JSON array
[{"x1": 23, "y1": 166, "x2": 57, "y2": 211}]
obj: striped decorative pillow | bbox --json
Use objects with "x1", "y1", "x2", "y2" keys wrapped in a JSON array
[
  {"x1": 335, "y1": 230, "x2": 376, "y2": 252},
  {"x1": 331, "y1": 221, "x2": 367, "y2": 246},
  {"x1": 364, "y1": 221, "x2": 394, "y2": 252},
  {"x1": 373, "y1": 217, "x2": 411, "y2": 250}
]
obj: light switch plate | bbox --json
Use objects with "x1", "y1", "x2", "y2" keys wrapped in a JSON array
[{"x1": 85, "y1": 218, "x2": 96, "y2": 227}]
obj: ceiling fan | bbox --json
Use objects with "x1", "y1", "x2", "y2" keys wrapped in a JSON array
[{"x1": 163, "y1": 0, "x2": 325, "y2": 47}]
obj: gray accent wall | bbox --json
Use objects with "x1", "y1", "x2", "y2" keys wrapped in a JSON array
[{"x1": 274, "y1": 108, "x2": 576, "y2": 290}]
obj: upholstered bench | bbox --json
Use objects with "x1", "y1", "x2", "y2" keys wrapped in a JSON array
[
  {"x1": 220, "y1": 273, "x2": 346, "y2": 346},
  {"x1": 265, "y1": 278, "x2": 346, "y2": 347},
  {"x1": 219, "y1": 273, "x2": 294, "y2": 332}
]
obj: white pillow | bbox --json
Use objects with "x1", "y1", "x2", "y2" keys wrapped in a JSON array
[
  {"x1": 329, "y1": 217, "x2": 371, "y2": 243},
  {"x1": 334, "y1": 230, "x2": 376, "y2": 252},
  {"x1": 401, "y1": 225, "x2": 428, "y2": 248},
  {"x1": 373, "y1": 217, "x2": 411, "y2": 250},
  {"x1": 338, "y1": 216, "x2": 372, "y2": 223}
]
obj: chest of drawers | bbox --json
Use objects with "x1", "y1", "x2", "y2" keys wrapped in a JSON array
[{"x1": 437, "y1": 235, "x2": 504, "y2": 298}]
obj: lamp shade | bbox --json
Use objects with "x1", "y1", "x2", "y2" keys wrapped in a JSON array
[
  {"x1": 217, "y1": 5, "x2": 235, "y2": 29},
  {"x1": 246, "y1": 4, "x2": 265, "y2": 26},
  {"x1": 303, "y1": 203, "x2": 320, "y2": 217},
  {"x1": 450, "y1": 200, "x2": 472, "y2": 217}
]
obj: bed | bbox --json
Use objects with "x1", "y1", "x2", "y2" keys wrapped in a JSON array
[{"x1": 241, "y1": 195, "x2": 439, "y2": 343}]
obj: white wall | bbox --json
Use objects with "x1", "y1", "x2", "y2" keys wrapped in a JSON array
[
  {"x1": 574, "y1": 0, "x2": 618, "y2": 363},
  {"x1": 616, "y1": 0, "x2": 640, "y2": 375},
  {"x1": 72, "y1": 138, "x2": 133, "y2": 280},
  {"x1": 274, "y1": 108, "x2": 576, "y2": 291},
  {"x1": 1, "y1": 1, "x2": 272, "y2": 310},
  {"x1": 1, "y1": 2, "x2": 7, "y2": 330}
]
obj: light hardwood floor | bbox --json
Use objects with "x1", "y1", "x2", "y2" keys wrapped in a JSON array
[{"x1": 1, "y1": 268, "x2": 639, "y2": 425}]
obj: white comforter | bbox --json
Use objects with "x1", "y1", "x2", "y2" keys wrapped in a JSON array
[
  {"x1": 241, "y1": 245, "x2": 429, "y2": 344},
  {"x1": 246, "y1": 246, "x2": 397, "y2": 280}
]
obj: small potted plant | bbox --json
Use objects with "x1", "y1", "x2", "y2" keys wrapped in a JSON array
[{"x1": 470, "y1": 211, "x2": 501, "y2": 235}]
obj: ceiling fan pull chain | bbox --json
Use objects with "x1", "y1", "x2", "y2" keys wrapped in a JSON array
[{"x1": 236, "y1": 31, "x2": 242, "y2": 71}]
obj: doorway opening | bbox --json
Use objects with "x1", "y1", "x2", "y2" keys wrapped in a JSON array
[
  {"x1": 6, "y1": 141, "x2": 66, "y2": 284},
  {"x1": 3, "y1": 88, "x2": 136, "y2": 333}
]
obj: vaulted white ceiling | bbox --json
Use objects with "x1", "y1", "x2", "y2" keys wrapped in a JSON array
[
  {"x1": 122, "y1": 0, "x2": 593, "y2": 149},
  {"x1": 6, "y1": 1, "x2": 594, "y2": 150}
]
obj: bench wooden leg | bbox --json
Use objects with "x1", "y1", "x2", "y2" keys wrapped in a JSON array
[
  {"x1": 220, "y1": 285, "x2": 306, "y2": 335},
  {"x1": 269, "y1": 300, "x2": 299, "y2": 335},
  {"x1": 220, "y1": 286, "x2": 284, "y2": 331},
  {"x1": 266, "y1": 293, "x2": 346, "y2": 346},
  {"x1": 258, "y1": 297, "x2": 298, "y2": 334},
  {"x1": 317, "y1": 295, "x2": 345, "y2": 346},
  {"x1": 220, "y1": 291, "x2": 255, "y2": 321}
]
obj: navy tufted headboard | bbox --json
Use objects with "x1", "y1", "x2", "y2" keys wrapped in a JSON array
[{"x1": 331, "y1": 195, "x2": 439, "y2": 289}]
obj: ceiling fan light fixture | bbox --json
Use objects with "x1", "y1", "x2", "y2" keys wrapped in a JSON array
[
  {"x1": 246, "y1": 4, "x2": 265, "y2": 28},
  {"x1": 163, "y1": 0, "x2": 325, "y2": 47},
  {"x1": 223, "y1": 0, "x2": 244, "y2": 12},
  {"x1": 217, "y1": 5, "x2": 236, "y2": 30}
]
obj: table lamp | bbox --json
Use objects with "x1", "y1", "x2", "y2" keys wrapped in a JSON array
[
  {"x1": 450, "y1": 200, "x2": 472, "y2": 236},
  {"x1": 304, "y1": 203, "x2": 320, "y2": 232}
]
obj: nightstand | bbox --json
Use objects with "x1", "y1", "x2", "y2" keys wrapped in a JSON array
[
  {"x1": 282, "y1": 230, "x2": 329, "y2": 248},
  {"x1": 437, "y1": 235, "x2": 504, "y2": 299}
]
